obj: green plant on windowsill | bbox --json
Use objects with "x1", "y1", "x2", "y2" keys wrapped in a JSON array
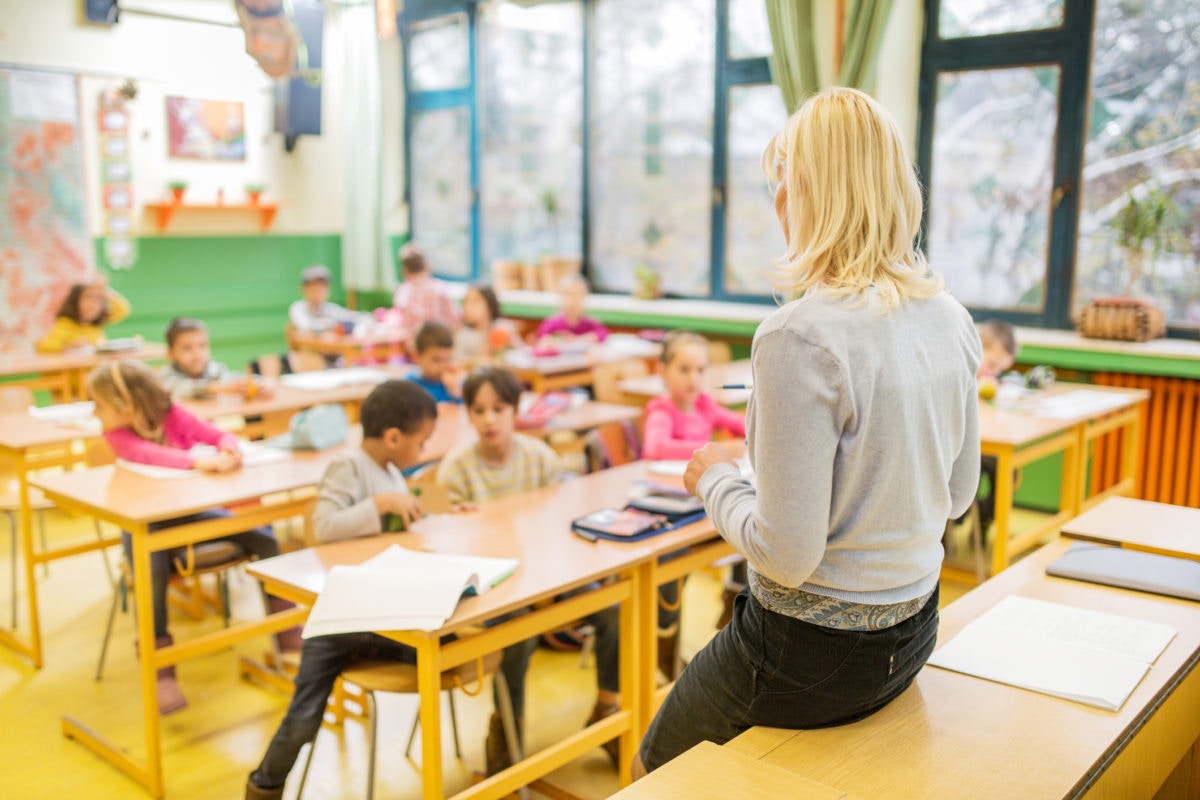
[{"x1": 1108, "y1": 184, "x2": 1182, "y2": 296}]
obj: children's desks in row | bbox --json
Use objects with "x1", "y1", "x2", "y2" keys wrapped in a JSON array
[
  {"x1": 957, "y1": 382, "x2": 1148, "y2": 581},
  {"x1": 249, "y1": 460, "x2": 737, "y2": 800},
  {"x1": 0, "y1": 343, "x2": 166, "y2": 402},
  {"x1": 502, "y1": 338, "x2": 662, "y2": 394},
  {"x1": 0, "y1": 391, "x2": 641, "y2": 670},
  {"x1": 616, "y1": 359, "x2": 753, "y2": 407},
  {"x1": 722, "y1": 527, "x2": 1200, "y2": 798},
  {"x1": 285, "y1": 327, "x2": 408, "y2": 365}
]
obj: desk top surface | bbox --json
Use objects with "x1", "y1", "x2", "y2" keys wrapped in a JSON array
[
  {"x1": 249, "y1": 462, "x2": 681, "y2": 633},
  {"x1": 0, "y1": 412, "x2": 90, "y2": 450},
  {"x1": 607, "y1": 741, "x2": 858, "y2": 800},
  {"x1": 0, "y1": 344, "x2": 166, "y2": 376},
  {"x1": 502, "y1": 339, "x2": 661, "y2": 376},
  {"x1": 30, "y1": 442, "x2": 350, "y2": 526},
  {"x1": 978, "y1": 383, "x2": 1148, "y2": 447},
  {"x1": 1060, "y1": 497, "x2": 1200, "y2": 559},
  {"x1": 727, "y1": 538, "x2": 1200, "y2": 800}
]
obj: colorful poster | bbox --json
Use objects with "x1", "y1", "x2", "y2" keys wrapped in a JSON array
[
  {"x1": 0, "y1": 68, "x2": 90, "y2": 350},
  {"x1": 165, "y1": 96, "x2": 246, "y2": 160}
]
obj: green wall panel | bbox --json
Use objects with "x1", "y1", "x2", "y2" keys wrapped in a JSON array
[{"x1": 95, "y1": 235, "x2": 343, "y2": 369}]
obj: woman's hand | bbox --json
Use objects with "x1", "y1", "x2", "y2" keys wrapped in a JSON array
[{"x1": 683, "y1": 442, "x2": 737, "y2": 496}]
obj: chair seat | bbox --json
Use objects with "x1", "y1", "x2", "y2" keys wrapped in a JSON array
[
  {"x1": 184, "y1": 540, "x2": 249, "y2": 571},
  {"x1": 0, "y1": 480, "x2": 54, "y2": 512},
  {"x1": 343, "y1": 650, "x2": 504, "y2": 693}
]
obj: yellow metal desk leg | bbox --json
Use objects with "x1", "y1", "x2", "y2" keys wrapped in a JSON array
[
  {"x1": 633, "y1": 561, "x2": 658, "y2": 739},
  {"x1": 133, "y1": 523, "x2": 165, "y2": 798},
  {"x1": 616, "y1": 568, "x2": 640, "y2": 786},
  {"x1": 417, "y1": 637, "x2": 444, "y2": 800},
  {"x1": 18, "y1": 458, "x2": 43, "y2": 667},
  {"x1": 989, "y1": 448, "x2": 1015, "y2": 577}
]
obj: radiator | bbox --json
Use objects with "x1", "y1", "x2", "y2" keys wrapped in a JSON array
[{"x1": 1090, "y1": 372, "x2": 1200, "y2": 508}]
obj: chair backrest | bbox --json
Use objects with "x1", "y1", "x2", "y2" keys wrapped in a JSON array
[
  {"x1": 288, "y1": 350, "x2": 327, "y2": 374},
  {"x1": 255, "y1": 353, "x2": 284, "y2": 379},
  {"x1": 591, "y1": 358, "x2": 649, "y2": 405},
  {"x1": 0, "y1": 386, "x2": 34, "y2": 414},
  {"x1": 86, "y1": 438, "x2": 117, "y2": 467},
  {"x1": 583, "y1": 420, "x2": 642, "y2": 473},
  {"x1": 406, "y1": 463, "x2": 451, "y2": 514},
  {"x1": 708, "y1": 340, "x2": 733, "y2": 366}
]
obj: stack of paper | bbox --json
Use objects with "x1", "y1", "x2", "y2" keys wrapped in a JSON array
[
  {"x1": 1035, "y1": 390, "x2": 1134, "y2": 419},
  {"x1": 280, "y1": 368, "x2": 392, "y2": 391},
  {"x1": 927, "y1": 595, "x2": 1176, "y2": 711},
  {"x1": 301, "y1": 545, "x2": 519, "y2": 638},
  {"x1": 117, "y1": 441, "x2": 291, "y2": 479}
]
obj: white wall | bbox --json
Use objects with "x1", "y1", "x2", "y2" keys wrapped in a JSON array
[{"x1": 0, "y1": 0, "x2": 346, "y2": 236}]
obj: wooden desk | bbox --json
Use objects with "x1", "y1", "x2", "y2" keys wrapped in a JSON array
[
  {"x1": 31, "y1": 451, "x2": 346, "y2": 798},
  {"x1": 974, "y1": 383, "x2": 1148, "y2": 578},
  {"x1": 503, "y1": 339, "x2": 661, "y2": 394},
  {"x1": 607, "y1": 741, "x2": 858, "y2": 800},
  {"x1": 1060, "y1": 496, "x2": 1200, "y2": 561},
  {"x1": 285, "y1": 328, "x2": 407, "y2": 365},
  {"x1": 726, "y1": 538, "x2": 1200, "y2": 799},
  {"x1": 617, "y1": 360, "x2": 753, "y2": 408},
  {"x1": 0, "y1": 413, "x2": 105, "y2": 667},
  {"x1": 248, "y1": 464, "x2": 665, "y2": 800},
  {"x1": 0, "y1": 343, "x2": 166, "y2": 402}
]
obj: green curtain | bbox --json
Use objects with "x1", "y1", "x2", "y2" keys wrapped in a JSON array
[
  {"x1": 836, "y1": 0, "x2": 895, "y2": 92},
  {"x1": 764, "y1": 0, "x2": 896, "y2": 111},
  {"x1": 765, "y1": 0, "x2": 818, "y2": 114}
]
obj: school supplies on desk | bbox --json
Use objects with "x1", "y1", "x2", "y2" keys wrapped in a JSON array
[
  {"x1": 262, "y1": 404, "x2": 350, "y2": 451},
  {"x1": 280, "y1": 367, "x2": 391, "y2": 392},
  {"x1": 116, "y1": 441, "x2": 292, "y2": 479},
  {"x1": 516, "y1": 391, "x2": 572, "y2": 429},
  {"x1": 300, "y1": 544, "x2": 519, "y2": 638},
  {"x1": 927, "y1": 594, "x2": 1176, "y2": 711},
  {"x1": 1046, "y1": 542, "x2": 1200, "y2": 602},
  {"x1": 571, "y1": 500, "x2": 707, "y2": 543}
]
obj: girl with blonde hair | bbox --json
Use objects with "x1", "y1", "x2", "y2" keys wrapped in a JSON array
[{"x1": 634, "y1": 88, "x2": 981, "y2": 776}]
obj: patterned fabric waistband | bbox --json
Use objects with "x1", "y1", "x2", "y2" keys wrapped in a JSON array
[{"x1": 751, "y1": 576, "x2": 934, "y2": 632}]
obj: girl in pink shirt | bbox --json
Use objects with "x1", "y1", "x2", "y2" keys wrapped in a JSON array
[
  {"x1": 642, "y1": 331, "x2": 746, "y2": 461},
  {"x1": 88, "y1": 361, "x2": 298, "y2": 715},
  {"x1": 640, "y1": 331, "x2": 746, "y2": 678}
]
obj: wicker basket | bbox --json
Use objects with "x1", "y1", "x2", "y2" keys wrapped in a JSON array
[{"x1": 1074, "y1": 296, "x2": 1166, "y2": 342}]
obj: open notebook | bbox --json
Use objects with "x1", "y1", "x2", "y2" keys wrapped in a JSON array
[
  {"x1": 927, "y1": 595, "x2": 1176, "y2": 711},
  {"x1": 116, "y1": 441, "x2": 291, "y2": 479},
  {"x1": 301, "y1": 544, "x2": 519, "y2": 638}
]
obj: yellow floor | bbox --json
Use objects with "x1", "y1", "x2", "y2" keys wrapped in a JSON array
[{"x1": 0, "y1": 506, "x2": 1050, "y2": 799}]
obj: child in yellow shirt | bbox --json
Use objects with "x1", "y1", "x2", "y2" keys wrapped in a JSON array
[{"x1": 36, "y1": 278, "x2": 130, "y2": 352}]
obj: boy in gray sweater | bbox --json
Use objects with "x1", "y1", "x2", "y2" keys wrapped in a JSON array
[{"x1": 246, "y1": 380, "x2": 437, "y2": 800}]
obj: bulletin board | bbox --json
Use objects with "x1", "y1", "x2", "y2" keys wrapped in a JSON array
[{"x1": 0, "y1": 66, "x2": 91, "y2": 350}]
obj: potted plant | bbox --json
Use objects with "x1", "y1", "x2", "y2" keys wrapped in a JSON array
[
  {"x1": 633, "y1": 264, "x2": 661, "y2": 300},
  {"x1": 1109, "y1": 184, "x2": 1181, "y2": 295},
  {"x1": 167, "y1": 180, "x2": 187, "y2": 204},
  {"x1": 245, "y1": 183, "x2": 265, "y2": 205}
]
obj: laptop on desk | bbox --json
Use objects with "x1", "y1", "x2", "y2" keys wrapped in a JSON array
[{"x1": 1046, "y1": 542, "x2": 1200, "y2": 602}]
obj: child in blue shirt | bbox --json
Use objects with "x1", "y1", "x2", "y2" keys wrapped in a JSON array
[{"x1": 408, "y1": 321, "x2": 464, "y2": 404}]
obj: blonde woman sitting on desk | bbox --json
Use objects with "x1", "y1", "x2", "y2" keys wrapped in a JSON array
[{"x1": 633, "y1": 88, "x2": 982, "y2": 778}]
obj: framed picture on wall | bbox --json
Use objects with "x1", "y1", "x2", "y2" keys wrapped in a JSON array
[
  {"x1": 165, "y1": 96, "x2": 246, "y2": 160},
  {"x1": 103, "y1": 185, "x2": 132, "y2": 209},
  {"x1": 103, "y1": 135, "x2": 128, "y2": 157},
  {"x1": 105, "y1": 212, "x2": 132, "y2": 235},
  {"x1": 103, "y1": 160, "x2": 131, "y2": 182}
]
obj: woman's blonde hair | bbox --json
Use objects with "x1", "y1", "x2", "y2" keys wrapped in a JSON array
[
  {"x1": 88, "y1": 361, "x2": 173, "y2": 442},
  {"x1": 761, "y1": 87, "x2": 942, "y2": 308}
]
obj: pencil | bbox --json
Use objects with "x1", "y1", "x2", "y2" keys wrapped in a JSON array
[{"x1": 719, "y1": 384, "x2": 752, "y2": 390}]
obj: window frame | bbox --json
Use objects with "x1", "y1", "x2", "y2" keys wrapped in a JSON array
[{"x1": 916, "y1": 0, "x2": 1200, "y2": 340}]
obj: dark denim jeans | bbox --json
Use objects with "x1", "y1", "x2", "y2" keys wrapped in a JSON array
[
  {"x1": 639, "y1": 584, "x2": 939, "y2": 772},
  {"x1": 250, "y1": 632, "x2": 418, "y2": 790}
]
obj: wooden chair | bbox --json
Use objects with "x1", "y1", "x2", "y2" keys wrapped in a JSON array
[
  {"x1": 295, "y1": 651, "x2": 526, "y2": 800},
  {"x1": 287, "y1": 350, "x2": 328, "y2": 374},
  {"x1": 90, "y1": 439, "x2": 256, "y2": 680},
  {"x1": 405, "y1": 463, "x2": 451, "y2": 514},
  {"x1": 591, "y1": 358, "x2": 649, "y2": 405},
  {"x1": 708, "y1": 340, "x2": 733, "y2": 365}
]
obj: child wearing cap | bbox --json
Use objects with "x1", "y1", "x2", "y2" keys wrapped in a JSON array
[{"x1": 288, "y1": 264, "x2": 364, "y2": 334}]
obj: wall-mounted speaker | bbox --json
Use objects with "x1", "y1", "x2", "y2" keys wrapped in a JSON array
[{"x1": 84, "y1": 0, "x2": 120, "y2": 25}]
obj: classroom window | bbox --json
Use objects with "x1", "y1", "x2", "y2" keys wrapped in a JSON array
[
  {"x1": 402, "y1": 0, "x2": 781, "y2": 302},
  {"x1": 410, "y1": 107, "x2": 473, "y2": 279},
  {"x1": 724, "y1": 84, "x2": 788, "y2": 296},
  {"x1": 589, "y1": 0, "x2": 716, "y2": 296},
  {"x1": 477, "y1": 1, "x2": 584, "y2": 272},
  {"x1": 921, "y1": 0, "x2": 1200, "y2": 337},
  {"x1": 1075, "y1": 0, "x2": 1200, "y2": 329},
  {"x1": 926, "y1": 66, "x2": 1060, "y2": 311}
]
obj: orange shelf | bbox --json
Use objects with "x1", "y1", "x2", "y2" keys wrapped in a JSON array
[{"x1": 144, "y1": 202, "x2": 278, "y2": 232}]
